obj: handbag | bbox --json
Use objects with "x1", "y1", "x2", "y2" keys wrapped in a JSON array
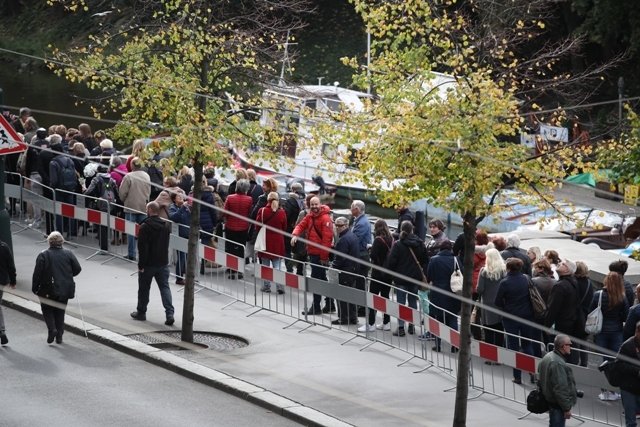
[
  {"x1": 254, "y1": 210, "x2": 268, "y2": 253},
  {"x1": 528, "y1": 278, "x2": 547, "y2": 321},
  {"x1": 450, "y1": 256, "x2": 463, "y2": 295},
  {"x1": 599, "y1": 360, "x2": 623, "y2": 388},
  {"x1": 408, "y1": 248, "x2": 429, "y2": 290},
  {"x1": 585, "y1": 290, "x2": 603, "y2": 335},
  {"x1": 526, "y1": 387, "x2": 549, "y2": 414},
  {"x1": 36, "y1": 251, "x2": 56, "y2": 298}
]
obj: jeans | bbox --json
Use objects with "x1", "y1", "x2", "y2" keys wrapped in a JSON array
[
  {"x1": 595, "y1": 331, "x2": 624, "y2": 361},
  {"x1": 621, "y1": 389, "x2": 640, "y2": 426},
  {"x1": 260, "y1": 257, "x2": 282, "y2": 291},
  {"x1": 137, "y1": 265, "x2": 174, "y2": 318},
  {"x1": 502, "y1": 317, "x2": 534, "y2": 382},
  {"x1": 548, "y1": 406, "x2": 566, "y2": 427},
  {"x1": 126, "y1": 212, "x2": 147, "y2": 259},
  {"x1": 431, "y1": 305, "x2": 459, "y2": 350},
  {"x1": 308, "y1": 254, "x2": 327, "y2": 310},
  {"x1": 40, "y1": 298, "x2": 68, "y2": 337},
  {"x1": 29, "y1": 172, "x2": 42, "y2": 223},
  {"x1": 175, "y1": 250, "x2": 187, "y2": 279},
  {"x1": 54, "y1": 191, "x2": 77, "y2": 236},
  {"x1": 396, "y1": 282, "x2": 418, "y2": 329}
]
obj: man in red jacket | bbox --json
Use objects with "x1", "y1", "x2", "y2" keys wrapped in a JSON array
[{"x1": 291, "y1": 196, "x2": 334, "y2": 315}]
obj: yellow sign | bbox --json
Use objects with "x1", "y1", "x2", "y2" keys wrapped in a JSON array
[{"x1": 624, "y1": 185, "x2": 639, "y2": 206}]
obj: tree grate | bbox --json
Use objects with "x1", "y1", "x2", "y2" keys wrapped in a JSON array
[{"x1": 127, "y1": 331, "x2": 249, "y2": 352}]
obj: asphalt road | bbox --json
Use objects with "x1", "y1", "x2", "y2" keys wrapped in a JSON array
[{"x1": 0, "y1": 306, "x2": 300, "y2": 427}]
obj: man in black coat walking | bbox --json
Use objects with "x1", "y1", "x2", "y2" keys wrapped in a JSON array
[{"x1": 130, "y1": 201, "x2": 175, "y2": 326}]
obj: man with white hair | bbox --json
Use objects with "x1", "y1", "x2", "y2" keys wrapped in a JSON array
[
  {"x1": 501, "y1": 234, "x2": 531, "y2": 276},
  {"x1": 545, "y1": 258, "x2": 580, "y2": 365},
  {"x1": 350, "y1": 200, "x2": 371, "y2": 317}
]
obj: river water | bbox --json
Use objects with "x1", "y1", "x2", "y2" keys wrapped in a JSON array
[{"x1": 0, "y1": 65, "x2": 111, "y2": 132}]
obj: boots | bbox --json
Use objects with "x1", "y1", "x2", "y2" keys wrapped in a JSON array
[{"x1": 322, "y1": 298, "x2": 336, "y2": 313}]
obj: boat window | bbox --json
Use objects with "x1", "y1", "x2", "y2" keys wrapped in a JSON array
[
  {"x1": 584, "y1": 210, "x2": 625, "y2": 229},
  {"x1": 322, "y1": 143, "x2": 336, "y2": 160}
]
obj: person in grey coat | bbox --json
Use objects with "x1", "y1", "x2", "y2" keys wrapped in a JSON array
[
  {"x1": 31, "y1": 232, "x2": 82, "y2": 344},
  {"x1": 0, "y1": 239, "x2": 17, "y2": 345}
]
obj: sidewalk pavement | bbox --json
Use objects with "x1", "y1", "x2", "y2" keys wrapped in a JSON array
[{"x1": 2, "y1": 225, "x2": 581, "y2": 427}]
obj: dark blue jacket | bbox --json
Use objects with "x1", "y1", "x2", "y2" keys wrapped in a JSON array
[
  {"x1": 168, "y1": 203, "x2": 190, "y2": 238},
  {"x1": 590, "y1": 289, "x2": 629, "y2": 334},
  {"x1": 427, "y1": 249, "x2": 461, "y2": 314},
  {"x1": 333, "y1": 229, "x2": 360, "y2": 273},
  {"x1": 495, "y1": 271, "x2": 534, "y2": 321},
  {"x1": 199, "y1": 188, "x2": 217, "y2": 233}
]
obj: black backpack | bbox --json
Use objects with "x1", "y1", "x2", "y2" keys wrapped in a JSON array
[
  {"x1": 147, "y1": 159, "x2": 164, "y2": 200},
  {"x1": 54, "y1": 156, "x2": 78, "y2": 191}
]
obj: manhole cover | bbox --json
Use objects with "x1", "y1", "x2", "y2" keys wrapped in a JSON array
[{"x1": 127, "y1": 331, "x2": 249, "y2": 352}]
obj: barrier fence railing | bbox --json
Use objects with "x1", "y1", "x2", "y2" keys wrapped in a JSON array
[{"x1": 3, "y1": 174, "x2": 625, "y2": 426}]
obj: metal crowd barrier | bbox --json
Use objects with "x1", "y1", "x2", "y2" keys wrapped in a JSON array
[{"x1": 3, "y1": 172, "x2": 625, "y2": 426}]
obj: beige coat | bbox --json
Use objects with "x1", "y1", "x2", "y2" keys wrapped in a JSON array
[{"x1": 119, "y1": 170, "x2": 151, "y2": 213}]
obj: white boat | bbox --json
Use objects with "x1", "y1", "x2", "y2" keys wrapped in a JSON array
[{"x1": 231, "y1": 83, "x2": 375, "y2": 201}]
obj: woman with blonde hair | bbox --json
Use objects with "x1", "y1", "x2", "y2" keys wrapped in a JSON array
[
  {"x1": 255, "y1": 192, "x2": 287, "y2": 293},
  {"x1": 477, "y1": 248, "x2": 506, "y2": 348},
  {"x1": 126, "y1": 138, "x2": 146, "y2": 172}
]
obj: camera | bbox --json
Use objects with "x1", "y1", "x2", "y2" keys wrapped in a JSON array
[{"x1": 576, "y1": 390, "x2": 584, "y2": 398}]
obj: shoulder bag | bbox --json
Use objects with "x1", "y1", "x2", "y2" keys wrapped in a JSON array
[
  {"x1": 528, "y1": 278, "x2": 547, "y2": 321},
  {"x1": 254, "y1": 210, "x2": 268, "y2": 253},
  {"x1": 450, "y1": 256, "x2": 463, "y2": 295},
  {"x1": 408, "y1": 247, "x2": 429, "y2": 290},
  {"x1": 585, "y1": 290, "x2": 603, "y2": 335}
]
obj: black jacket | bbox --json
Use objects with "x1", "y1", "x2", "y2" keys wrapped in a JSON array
[
  {"x1": 31, "y1": 246, "x2": 82, "y2": 300},
  {"x1": 387, "y1": 234, "x2": 427, "y2": 287},
  {"x1": 138, "y1": 216, "x2": 171, "y2": 269},
  {"x1": 0, "y1": 241, "x2": 16, "y2": 285},
  {"x1": 545, "y1": 275, "x2": 579, "y2": 336},
  {"x1": 616, "y1": 336, "x2": 640, "y2": 394}
]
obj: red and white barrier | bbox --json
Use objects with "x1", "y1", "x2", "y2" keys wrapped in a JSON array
[{"x1": 254, "y1": 264, "x2": 306, "y2": 291}]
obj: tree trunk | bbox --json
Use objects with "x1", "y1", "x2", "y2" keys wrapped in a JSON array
[
  {"x1": 181, "y1": 59, "x2": 208, "y2": 343},
  {"x1": 452, "y1": 211, "x2": 477, "y2": 427},
  {"x1": 181, "y1": 160, "x2": 202, "y2": 343}
]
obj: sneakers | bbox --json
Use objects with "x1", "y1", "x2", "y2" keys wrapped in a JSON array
[
  {"x1": 0, "y1": 332, "x2": 7, "y2": 345},
  {"x1": 175, "y1": 278, "x2": 185, "y2": 285},
  {"x1": 130, "y1": 311, "x2": 146, "y2": 321},
  {"x1": 357, "y1": 324, "x2": 376, "y2": 333},
  {"x1": 165, "y1": 317, "x2": 175, "y2": 326},
  {"x1": 376, "y1": 323, "x2": 391, "y2": 331},
  {"x1": 277, "y1": 289, "x2": 285, "y2": 295},
  {"x1": 598, "y1": 391, "x2": 621, "y2": 401},
  {"x1": 260, "y1": 285, "x2": 271, "y2": 293},
  {"x1": 332, "y1": 319, "x2": 358, "y2": 325}
]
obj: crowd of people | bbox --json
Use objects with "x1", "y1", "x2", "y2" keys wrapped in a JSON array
[{"x1": 4, "y1": 108, "x2": 640, "y2": 426}]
